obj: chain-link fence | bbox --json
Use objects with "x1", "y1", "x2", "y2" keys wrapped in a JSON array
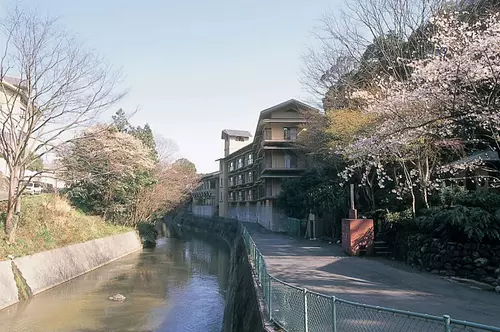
[{"x1": 241, "y1": 226, "x2": 500, "y2": 332}]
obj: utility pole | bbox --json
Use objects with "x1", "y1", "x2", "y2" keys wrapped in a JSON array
[{"x1": 348, "y1": 183, "x2": 357, "y2": 219}]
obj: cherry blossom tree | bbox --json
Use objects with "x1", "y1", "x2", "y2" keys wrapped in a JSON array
[{"x1": 342, "y1": 9, "x2": 500, "y2": 212}]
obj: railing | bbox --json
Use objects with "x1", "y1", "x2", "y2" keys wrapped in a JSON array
[
  {"x1": 263, "y1": 160, "x2": 306, "y2": 169},
  {"x1": 241, "y1": 226, "x2": 500, "y2": 332}
]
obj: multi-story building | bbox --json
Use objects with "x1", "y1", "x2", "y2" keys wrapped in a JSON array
[
  {"x1": 191, "y1": 171, "x2": 220, "y2": 217},
  {"x1": 218, "y1": 99, "x2": 319, "y2": 231},
  {"x1": 0, "y1": 77, "x2": 65, "y2": 189}
]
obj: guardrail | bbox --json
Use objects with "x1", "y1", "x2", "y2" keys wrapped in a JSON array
[{"x1": 241, "y1": 226, "x2": 500, "y2": 332}]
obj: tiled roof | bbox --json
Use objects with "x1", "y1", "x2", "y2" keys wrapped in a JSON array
[{"x1": 221, "y1": 129, "x2": 252, "y2": 138}]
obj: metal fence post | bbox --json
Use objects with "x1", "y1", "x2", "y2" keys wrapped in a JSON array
[
  {"x1": 268, "y1": 275, "x2": 272, "y2": 320},
  {"x1": 304, "y1": 288, "x2": 309, "y2": 332},
  {"x1": 255, "y1": 254, "x2": 259, "y2": 276},
  {"x1": 331, "y1": 296, "x2": 337, "y2": 332},
  {"x1": 443, "y1": 315, "x2": 451, "y2": 332}
]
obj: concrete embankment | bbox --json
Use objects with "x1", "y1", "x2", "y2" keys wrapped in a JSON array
[
  {"x1": 0, "y1": 260, "x2": 18, "y2": 309},
  {"x1": 0, "y1": 231, "x2": 141, "y2": 310},
  {"x1": 166, "y1": 214, "x2": 266, "y2": 332}
]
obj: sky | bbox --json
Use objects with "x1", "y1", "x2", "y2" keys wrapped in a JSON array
[{"x1": 2, "y1": 0, "x2": 340, "y2": 173}]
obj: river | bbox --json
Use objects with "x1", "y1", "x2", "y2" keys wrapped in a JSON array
[{"x1": 0, "y1": 236, "x2": 230, "y2": 332}]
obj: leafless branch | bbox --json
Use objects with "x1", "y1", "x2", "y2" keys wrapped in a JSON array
[{"x1": 0, "y1": 6, "x2": 126, "y2": 241}]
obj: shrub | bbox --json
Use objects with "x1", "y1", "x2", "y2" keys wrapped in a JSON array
[
  {"x1": 137, "y1": 222, "x2": 158, "y2": 248},
  {"x1": 440, "y1": 186, "x2": 500, "y2": 213},
  {"x1": 416, "y1": 205, "x2": 500, "y2": 243}
]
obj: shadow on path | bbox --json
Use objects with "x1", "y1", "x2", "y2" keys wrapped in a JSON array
[{"x1": 243, "y1": 222, "x2": 500, "y2": 327}]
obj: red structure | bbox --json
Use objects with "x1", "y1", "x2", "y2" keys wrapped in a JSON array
[{"x1": 341, "y1": 218, "x2": 374, "y2": 256}]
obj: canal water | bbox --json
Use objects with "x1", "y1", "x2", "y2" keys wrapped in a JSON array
[{"x1": 0, "y1": 236, "x2": 230, "y2": 332}]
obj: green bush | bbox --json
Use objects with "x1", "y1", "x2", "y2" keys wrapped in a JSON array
[
  {"x1": 137, "y1": 222, "x2": 158, "y2": 248},
  {"x1": 440, "y1": 186, "x2": 500, "y2": 213},
  {"x1": 416, "y1": 205, "x2": 500, "y2": 243}
]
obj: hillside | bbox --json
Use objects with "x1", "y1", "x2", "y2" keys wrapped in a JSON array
[{"x1": 0, "y1": 194, "x2": 131, "y2": 260}]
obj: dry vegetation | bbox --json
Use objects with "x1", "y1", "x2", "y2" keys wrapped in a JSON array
[{"x1": 0, "y1": 194, "x2": 131, "y2": 260}]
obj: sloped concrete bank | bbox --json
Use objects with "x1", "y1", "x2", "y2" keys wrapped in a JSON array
[
  {"x1": 166, "y1": 214, "x2": 266, "y2": 332},
  {"x1": 0, "y1": 231, "x2": 141, "y2": 310},
  {"x1": 0, "y1": 260, "x2": 18, "y2": 309}
]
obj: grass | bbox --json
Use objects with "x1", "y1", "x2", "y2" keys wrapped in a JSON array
[{"x1": 0, "y1": 194, "x2": 132, "y2": 260}]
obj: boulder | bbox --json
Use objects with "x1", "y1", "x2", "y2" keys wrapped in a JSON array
[{"x1": 474, "y1": 258, "x2": 488, "y2": 267}]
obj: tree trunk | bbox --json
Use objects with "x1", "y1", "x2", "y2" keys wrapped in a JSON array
[
  {"x1": 423, "y1": 187, "x2": 429, "y2": 209},
  {"x1": 4, "y1": 166, "x2": 20, "y2": 242},
  {"x1": 411, "y1": 189, "x2": 416, "y2": 217},
  {"x1": 15, "y1": 167, "x2": 25, "y2": 214}
]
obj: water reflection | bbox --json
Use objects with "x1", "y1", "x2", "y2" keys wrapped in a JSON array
[{"x1": 0, "y1": 236, "x2": 230, "y2": 332}]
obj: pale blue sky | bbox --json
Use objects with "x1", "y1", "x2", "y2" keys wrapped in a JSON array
[{"x1": 6, "y1": 0, "x2": 340, "y2": 173}]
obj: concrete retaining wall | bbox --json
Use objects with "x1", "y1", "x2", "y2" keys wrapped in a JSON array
[
  {"x1": 228, "y1": 205, "x2": 289, "y2": 233},
  {"x1": 0, "y1": 260, "x2": 18, "y2": 309},
  {"x1": 167, "y1": 215, "x2": 266, "y2": 332},
  {"x1": 192, "y1": 205, "x2": 216, "y2": 217},
  {"x1": 0, "y1": 231, "x2": 141, "y2": 310}
]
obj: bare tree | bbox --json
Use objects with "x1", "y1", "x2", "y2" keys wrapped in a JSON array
[
  {"x1": 301, "y1": 0, "x2": 444, "y2": 104},
  {"x1": 0, "y1": 7, "x2": 125, "y2": 241},
  {"x1": 155, "y1": 135, "x2": 179, "y2": 165},
  {"x1": 132, "y1": 162, "x2": 199, "y2": 225}
]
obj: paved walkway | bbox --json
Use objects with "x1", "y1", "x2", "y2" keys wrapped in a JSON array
[{"x1": 244, "y1": 222, "x2": 500, "y2": 327}]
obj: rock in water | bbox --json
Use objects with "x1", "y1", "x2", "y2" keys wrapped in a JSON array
[{"x1": 108, "y1": 294, "x2": 126, "y2": 302}]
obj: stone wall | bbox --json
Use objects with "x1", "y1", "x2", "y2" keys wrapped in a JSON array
[
  {"x1": 405, "y1": 234, "x2": 500, "y2": 288},
  {"x1": 166, "y1": 214, "x2": 266, "y2": 332},
  {"x1": 0, "y1": 231, "x2": 141, "y2": 310}
]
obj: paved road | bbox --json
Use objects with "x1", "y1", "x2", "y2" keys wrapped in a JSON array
[{"x1": 244, "y1": 222, "x2": 500, "y2": 327}]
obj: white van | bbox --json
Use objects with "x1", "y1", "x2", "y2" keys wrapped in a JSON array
[{"x1": 25, "y1": 182, "x2": 42, "y2": 195}]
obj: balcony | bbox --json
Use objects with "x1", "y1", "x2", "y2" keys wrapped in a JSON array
[
  {"x1": 258, "y1": 187, "x2": 275, "y2": 199},
  {"x1": 262, "y1": 127, "x2": 298, "y2": 146},
  {"x1": 262, "y1": 159, "x2": 306, "y2": 171}
]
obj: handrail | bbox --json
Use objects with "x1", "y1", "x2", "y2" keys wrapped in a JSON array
[{"x1": 240, "y1": 224, "x2": 500, "y2": 332}]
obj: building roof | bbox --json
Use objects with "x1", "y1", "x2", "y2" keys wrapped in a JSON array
[
  {"x1": 259, "y1": 99, "x2": 318, "y2": 118},
  {"x1": 4, "y1": 77, "x2": 22, "y2": 86},
  {"x1": 221, "y1": 129, "x2": 252, "y2": 139},
  {"x1": 218, "y1": 99, "x2": 320, "y2": 162},
  {"x1": 2, "y1": 77, "x2": 28, "y2": 90},
  {"x1": 446, "y1": 150, "x2": 500, "y2": 168},
  {"x1": 253, "y1": 99, "x2": 319, "y2": 138},
  {"x1": 199, "y1": 170, "x2": 220, "y2": 180}
]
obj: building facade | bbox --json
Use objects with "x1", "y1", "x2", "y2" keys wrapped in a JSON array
[
  {"x1": 0, "y1": 77, "x2": 65, "y2": 189},
  {"x1": 218, "y1": 99, "x2": 318, "y2": 231},
  {"x1": 191, "y1": 171, "x2": 221, "y2": 217},
  {"x1": 190, "y1": 99, "x2": 318, "y2": 230}
]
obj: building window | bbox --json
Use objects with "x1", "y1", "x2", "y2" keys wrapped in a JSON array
[
  {"x1": 236, "y1": 136, "x2": 244, "y2": 142},
  {"x1": 220, "y1": 178, "x2": 223, "y2": 188},
  {"x1": 229, "y1": 192, "x2": 234, "y2": 202},
  {"x1": 220, "y1": 192, "x2": 223, "y2": 201},
  {"x1": 237, "y1": 158, "x2": 244, "y2": 169},
  {"x1": 248, "y1": 171, "x2": 253, "y2": 182},
  {"x1": 247, "y1": 190, "x2": 253, "y2": 201},
  {"x1": 238, "y1": 174, "x2": 243, "y2": 185},
  {"x1": 229, "y1": 161, "x2": 234, "y2": 171},
  {"x1": 247, "y1": 153, "x2": 253, "y2": 165},
  {"x1": 284, "y1": 153, "x2": 298, "y2": 168},
  {"x1": 264, "y1": 128, "x2": 272, "y2": 140},
  {"x1": 229, "y1": 177, "x2": 234, "y2": 186},
  {"x1": 238, "y1": 191, "x2": 243, "y2": 201},
  {"x1": 284, "y1": 127, "x2": 297, "y2": 140}
]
